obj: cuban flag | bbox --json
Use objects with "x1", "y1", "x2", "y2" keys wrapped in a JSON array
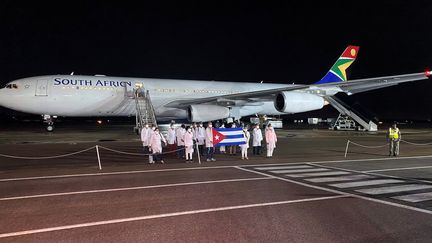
[{"x1": 212, "y1": 128, "x2": 246, "y2": 146}]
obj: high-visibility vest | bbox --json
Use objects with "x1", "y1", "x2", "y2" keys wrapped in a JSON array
[{"x1": 389, "y1": 128, "x2": 399, "y2": 139}]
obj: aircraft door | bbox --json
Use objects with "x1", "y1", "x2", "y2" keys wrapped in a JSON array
[{"x1": 35, "y1": 79, "x2": 49, "y2": 96}]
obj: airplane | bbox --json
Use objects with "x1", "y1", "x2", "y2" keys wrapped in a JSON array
[{"x1": 0, "y1": 45, "x2": 430, "y2": 131}]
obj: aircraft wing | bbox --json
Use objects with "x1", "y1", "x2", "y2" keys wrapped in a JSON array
[
  {"x1": 165, "y1": 72, "x2": 430, "y2": 108},
  {"x1": 321, "y1": 72, "x2": 430, "y2": 95}
]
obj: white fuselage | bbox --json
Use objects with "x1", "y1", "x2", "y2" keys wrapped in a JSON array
[{"x1": 0, "y1": 75, "x2": 288, "y2": 120}]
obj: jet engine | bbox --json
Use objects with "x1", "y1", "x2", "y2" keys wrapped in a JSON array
[
  {"x1": 187, "y1": 104, "x2": 230, "y2": 122},
  {"x1": 274, "y1": 91, "x2": 325, "y2": 113}
]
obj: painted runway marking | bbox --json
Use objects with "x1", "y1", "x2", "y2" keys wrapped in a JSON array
[
  {"x1": 356, "y1": 184, "x2": 432, "y2": 195},
  {"x1": 306, "y1": 175, "x2": 373, "y2": 183},
  {"x1": 0, "y1": 177, "x2": 271, "y2": 201},
  {"x1": 254, "y1": 165, "x2": 312, "y2": 170},
  {"x1": 0, "y1": 166, "x2": 239, "y2": 182},
  {"x1": 287, "y1": 171, "x2": 351, "y2": 178},
  {"x1": 236, "y1": 166, "x2": 432, "y2": 216},
  {"x1": 364, "y1": 165, "x2": 432, "y2": 173},
  {"x1": 269, "y1": 168, "x2": 329, "y2": 174},
  {"x1": 310, "y1": 162, "x2": 432, "y2": 185},
  {"x1": 393, "y1": 192, "x2": 432, "y2": 202},
  {"x1": 0, "y1": 195, "x2": 346, "y2": 238},
  {"x1": 330, "y1": 179, "x2": 404, "y2": 189}
]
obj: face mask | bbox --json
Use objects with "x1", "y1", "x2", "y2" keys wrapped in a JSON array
[
  {"x1": 188, "y1": 129, "x2": 192, "y2": 132},
  {"x1": 209, "y1": 124, "x2": 212, "y2": 128},
  {"x1": 199, "y1": 124, "x2": 203, "y2": 127},
  {"x1": 152, "y1": 127, "x2": 156, "y2": 130},
  {"x1": 145, "y1": 125, "x2": 149, "y2": 128}
]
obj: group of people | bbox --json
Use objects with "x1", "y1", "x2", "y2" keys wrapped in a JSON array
[
  {"x1": 140, "y1": 120, "x2": 404, "y2": 165},
  {"x1": 140, "y1": 121, "x2": 279, "y2": 164}
]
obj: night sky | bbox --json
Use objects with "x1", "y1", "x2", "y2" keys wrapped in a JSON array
[{"x1": 1, "y1": 2, "x2": 432, "y2": 120}]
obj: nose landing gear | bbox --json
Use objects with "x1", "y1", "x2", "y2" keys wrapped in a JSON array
[{"x1": 43, "y1": 115, "x2": 56, "y2": 132}]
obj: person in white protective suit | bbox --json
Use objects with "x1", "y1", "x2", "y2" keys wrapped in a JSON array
[
  {"x1": 183, "y1": 126, "x2": 195, "y2": 162},
  {"x1": 167, "y1": 123, "x2": 177, "y2": 153},
  {"x1": 252, "y1": 124, "x2": 263, "y2": 155},
  {"x1": 265, "y1": 123, "x2": 278, "y2": 158},
  {"x1": 196, "y1": 122, "x2": 206, "y2": 156},
  {"x1": 175, "y1": 124, "x2": 186, "y2": 159},
  {"x1": 149, "y1": 127, "x2": 167, "y2": 164},
  {"x1": 205, "y1": 122, "x2": 216, "y2": 162},
  {"x1": 240, "y1": 126, "x2": 250, "y2": 160}
]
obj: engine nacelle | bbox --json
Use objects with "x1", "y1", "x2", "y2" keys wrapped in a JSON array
[
  {"x1": 187, "y1": 104, "x2": 230, "y2": 122},
  {"x1": 274, "y1": 91, "x2": 325, "y2": 113}
]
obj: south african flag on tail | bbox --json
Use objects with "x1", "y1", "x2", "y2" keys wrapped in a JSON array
[{"x1": 314, "y1": 45, "x2": 359, "y2": 84}]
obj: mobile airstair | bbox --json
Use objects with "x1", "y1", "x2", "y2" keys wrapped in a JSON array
[
  {"x1": 326, "y1": 96, "x2": 378, "y2": 131},
  {"x1": 133, "y1": 87, "x2": 157, "y2": 134}
]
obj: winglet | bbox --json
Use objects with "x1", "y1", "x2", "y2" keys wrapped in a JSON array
[{"x1": 315, "y1": 45, "x2": 360, "y2": 84}]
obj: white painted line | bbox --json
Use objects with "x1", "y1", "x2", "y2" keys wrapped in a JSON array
[
  {"x1": 235, "y1": 166, "x2": 432, "y2": 217},
  {"x1": 365, "y1": 165, "x2": 432, "y2": 173},
  {"x1": 287, "y1": 171, "x2": 351, "y2": 178},
  {"x1": 269, "y1": 168, "x2": 329, "y2": 174},
  {"x1": 0, "y1": 177, "x2": 271, "y2": 201},
  {"x1": 310, "y1": 162, "x2": 432, "y2": 185},
  {"x1": 0, "y1": 195, "x2": 346, "y2": 238},
  {"x1": 330, "y1": 179, "x2": 404, "y2": 189},
  {"x1": 3, "y1": 154, "x2": 432, "y2": 182},
  {"x1": 393, "y1": 192, "x2": 432, "y2": 203},
  {"x1": 306, "y1": 175, "x2": 374, "y2": 183},
  {"x1": 254, "y1": 165, "x2": 312, "y2": 170},
  {"x1": 356, "y1": 184, "x2": 432, "y2": 195},
  {"x1": 313, "y1": 154, "x2": 432, "y2": 164},
  {"x1": 0, "y1": 166, "x2": 239, "y2": 182}
]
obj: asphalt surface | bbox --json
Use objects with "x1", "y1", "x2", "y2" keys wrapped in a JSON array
[{"x1": 1, "y1": 126, "x2": 432, "y2": 242}]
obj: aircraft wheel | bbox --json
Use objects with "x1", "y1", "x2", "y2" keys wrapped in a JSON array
[{"x1": 46, "y1": 125, "x2": 54, "y2": 132}]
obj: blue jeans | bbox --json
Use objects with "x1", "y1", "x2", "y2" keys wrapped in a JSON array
[{"x1": 206, "y1": 147, "x2": 214, "y2": 160}]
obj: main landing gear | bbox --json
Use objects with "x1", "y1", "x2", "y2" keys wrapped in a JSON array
[{"x1": 42, "y1": 115, "x2": 56, "y2": 132}]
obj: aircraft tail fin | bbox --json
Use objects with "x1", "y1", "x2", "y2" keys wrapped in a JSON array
[{"x1": 314, "y1": 45, "x2": 359, "y2": 84}]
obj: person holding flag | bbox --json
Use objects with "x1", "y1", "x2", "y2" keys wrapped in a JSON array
[
  {"x1": 211, "y1": 123, "x2": 247, "y2": 159},
  {"x1": 240, "y1": 126, "x2": 250, "y2": 160},
  {"x1": 205, "y1": 122, "x2": 216, "y2": 161},
  {"x1": 219, "y1": 123, "x2": 226, "y2": 154}
]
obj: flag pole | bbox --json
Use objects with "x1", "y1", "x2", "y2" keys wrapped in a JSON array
[{"x1": 196, "y1": 142, "x2": 201, "y2": 164}]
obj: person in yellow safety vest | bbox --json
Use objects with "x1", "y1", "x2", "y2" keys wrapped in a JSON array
[{"x1": 387, "y1": 123, "x2": 401, "y2": 156}]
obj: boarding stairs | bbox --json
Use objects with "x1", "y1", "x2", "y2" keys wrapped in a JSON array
[
  {"x1": 326, "y1": 96, "x2": 378, "y2": 131},
  {"x1": 133, "y1": 87, "x2": 157, "y2": 134}
]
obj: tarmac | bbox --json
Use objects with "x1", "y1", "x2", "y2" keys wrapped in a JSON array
[{"x1": 1, "y1": 124, "x2": 432, "y2": 242}]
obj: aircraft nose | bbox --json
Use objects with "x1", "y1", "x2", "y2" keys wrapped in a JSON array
[{"x1": 0, "y1": 88, "x2": 9, "y2": 108}]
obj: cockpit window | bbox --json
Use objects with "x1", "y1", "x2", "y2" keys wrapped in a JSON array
[{"x1": 5, "y1": 84, "x2": 18, "y2": 89}]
